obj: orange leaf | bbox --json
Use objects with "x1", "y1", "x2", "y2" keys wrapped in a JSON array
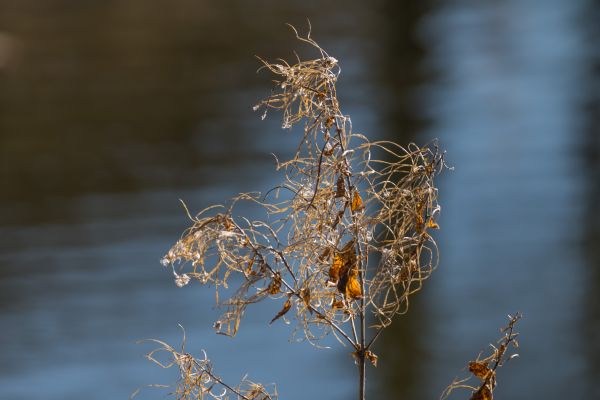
[
  {"x1": 345, "y1": 269, "x2": 362, "y2": 300},
  {"x1": 427, "y1": 219, "x2": 440, "y2": 229},
  {"x1": 469, "y1": 361, "x2": 491, "y2": 380},
  {"x1": 329, "y1": 240, "x2": 360, "y2": 299},
  {"x1": 328, "y1": 255, "x2": 344, "y2": 284},
  {"x1": 351, "y1": 191, "x2": 364, "y2": 212}
]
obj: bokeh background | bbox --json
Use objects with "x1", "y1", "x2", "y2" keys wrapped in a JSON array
[{"x1": 1, "y1": 1, "x2": 598, "y2": 399}]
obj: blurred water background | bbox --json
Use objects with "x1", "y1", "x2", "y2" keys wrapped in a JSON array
[{"x1": 0, "y1": 1, "x2": 598, "y2": 399}]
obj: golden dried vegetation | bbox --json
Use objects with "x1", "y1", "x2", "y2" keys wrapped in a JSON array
[{"x1": 141, "y1": 24, "x2": 525, "y2": 400}]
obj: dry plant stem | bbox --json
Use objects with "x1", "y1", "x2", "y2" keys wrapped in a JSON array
[
  {"x1": 190, "y1": 359, "x2": 251, "y2": 400},
  {"x1": 158, "y1": 24, "x2": 447, "y2": 400},
  {"x1": 343, "y1": 132, "x2": 367, "y2": 400}
]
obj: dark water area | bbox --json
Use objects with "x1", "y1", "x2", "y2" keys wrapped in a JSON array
[{"x1": 1, "y1": 1, "x2": 598, "y2": 399}]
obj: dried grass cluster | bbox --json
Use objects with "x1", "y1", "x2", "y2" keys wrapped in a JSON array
[
  {"x1": 161, "y1": 26, "x2": 446, "y2": 349},
  {"x1": 148, "y1": 25, "x2": 456, "y2": 400}
]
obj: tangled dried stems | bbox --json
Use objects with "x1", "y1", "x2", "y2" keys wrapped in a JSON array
[
  {"x1": 441, "y1": 313, "x2": 522, "y2": 400},
  {"x1": 139, "y1": 326, "x2": 276, "y2": 400},
  {"x1": 156, "y1": 24, "x2": 448, "y2": 399}
]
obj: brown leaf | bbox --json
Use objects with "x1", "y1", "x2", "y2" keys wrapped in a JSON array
[
  {"x1": 332, "y1": 299, "x2": 345, "y2": 310},
  {"x1": 323, "y1": 141, "x2": 334, "y2": 156},
  {"x1": 470, "y1": 384, "x2": 493, "y2": 400},
  {"x1": 351, "y1": 350, "x2": 378, "y2": 368},
  {"x1": 351, "y1": 190, "x2": 364, "y2": 212},
  {"x1": 328, "y1": 254, "x2": 344, "y2": 284},
  {"x1": 335, "y1": 176, "x2": 346, "y2": 198},
  {"x1": 319, "y1": 247, "x2": 332, "y2": 263},
  {"x1": 325, "y1": 116, "x2": 335, "y2": 129},
  {"x1": 366, "y1": 350, "x2": 378, "y2": 367},
  {"x1": 267, "y1": 272, "x2": 282, "y2": 295},
  {"x1": 331, "y1": 210, "x2": 345, "y2": 229},
  {"x1": 469, "y1": 361, "x2": 491, "y2": 380},
  {"x1": 345, "y1": 269, "x2": 362, "y2": 300},
  {"x1": 415, "y1": 200, "x2": 425, "y2": 233},
  {"x1": 300, "y1": 287, "x2": 312, "y2": 313},
  {"x1": 246, "y1": 256, "x2": 255, "y2": 274},
  {"x1": 415, "y1": 214, "x2": 425, "y2": 233},
  {"x1": 329, "y1": 240, "x2": 360, "y2": 299},
  {"x1": 269, "y1": 298, "x2": 292, "y2": 324}
]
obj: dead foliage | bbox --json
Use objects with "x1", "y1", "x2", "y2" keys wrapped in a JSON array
[
  {"x1": 138, "y1": 327, "x2": 277, "y2": 400},
  {"x1": 160, "y1": 25, "x2": 447, "y2": 347},
  {"x1": 440, "y1": 313, "x2": 522, "y2": 400},
  {"x1": 150, "y1": 23, "x2": 454, "y2": 400}
]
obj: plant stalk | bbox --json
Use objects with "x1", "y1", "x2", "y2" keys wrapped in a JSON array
[
  {"x1": 358, "y1": 346, "x2": 366, "y2": 400},
  {"x1": 358, "y1": 275, "x2": 366, "y2": 400}
]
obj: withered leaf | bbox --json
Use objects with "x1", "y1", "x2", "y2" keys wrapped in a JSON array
[
  {"x1": 332, "y1": 299, "x2": 345, "y2": 310},
  {"x1": 323, "y1": 141, "x2": 334, "y2": 156},
  {"x1": 319, "y1": 247, "x2": 332, "y2": 263},
  {"x1": 427, "y1": 219, "x2": 440, "y2": 229},
  {"x1": 331, "y1": 210, "x2": 345, "y2": 229},
  {"x1": 351, "y1": 190, "x2": 364, "y2": 212},
  {"x1": 366, "y1": 350, "x2": 378, "y2": 367},
  {"x1": 335, "y1": 176, "x2": 346, "y2": 198},
  {"x1": 269, "y1": 297, "x2": 292, "y2": 324},
  {"x1": 328, "y1": 254, "x2": 344, "y2": 284},
  {"x1": 267, "y1": 272, "x2": 282, "y2": 295},
  {"x1": 300, "y1": 287, "x2": 312, "y2": 313},
  {"x1": 415, "y1": 213, "x2": 425, "y2": 233},
  {"x1": 351, "y1": 350, "x2": 378, "y2": 367},
  {"x1": 469, "y1": 361, "x2": 491, "y2": 380},
  {"x1": 329, "y1": 240, "x2": 361, "y2": 300},
  {"x1": 246, "y1": 256, "x2": 255, "y2": 274},
  {"x1": 345, "y1": 269, "x2": 362, "y2": 300},
  {"x1": 325, "y1": 116, "x2": 335, "y2": 129},
  {"x1": 470, "y1": 384, "x2": 493, "y2": 400}
]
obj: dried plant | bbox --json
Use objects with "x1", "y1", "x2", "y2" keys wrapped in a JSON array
[
  {"x1": 137, "y1": 326, "x2": 276, "y2": 400},
  {"x1": 440, "y1": 313, "x2": 522, "y2": 400},
  {"x1": 153, "y1": 24, "x2": 449, "y2": 400}
]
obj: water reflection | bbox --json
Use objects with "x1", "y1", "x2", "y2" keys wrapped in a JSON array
[
  {"x1": 368, "y1": 1, "x2": 432, "y2": 399},
  {"x1": 1, "y1": 1, "x2": 598, "y2": 399},
  {"x1": 581, "y1": 1, "x2": 600, "y2": 393},
  {"x1": 409, "y1": 0, "x2": 595, "y2": 398},
  {"x1": 0, "y1": 1, "x2": 383, "y2": 399}
]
